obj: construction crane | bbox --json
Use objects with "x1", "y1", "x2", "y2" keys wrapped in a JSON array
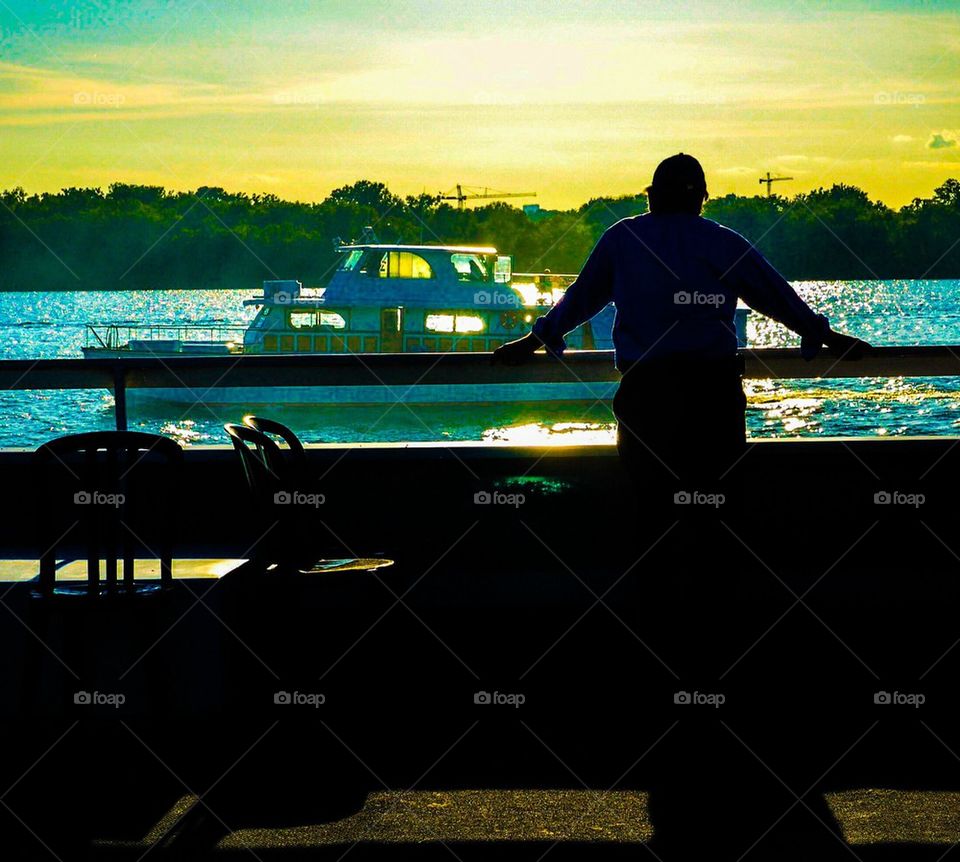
[
  {"x1": 759, "y1": 172, "x2": 793, "y2": 196},
  {"x1": 439, "y1": 185, "x2": 536, "y2": 210}
]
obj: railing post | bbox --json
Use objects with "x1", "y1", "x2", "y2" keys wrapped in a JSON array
[{"x1": 112, "y1": 365, "x2": 128, "y2": 431}]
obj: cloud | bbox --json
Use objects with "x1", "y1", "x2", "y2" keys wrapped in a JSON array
[
  {"x1": 892, "y1": 134, "x2": 914, "y2": 143},
  {"x1": 928, "y1": 132, "x2": 957, "y2": 149}
]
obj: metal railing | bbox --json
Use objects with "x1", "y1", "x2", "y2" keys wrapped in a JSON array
[
  {"x1": 0, "y1": 347, "x2": 958, "y2": 431},
  {"x1": 512, "y1": 272, "x2": 579, "y2": 283},
  {"x1": 85, "y1": 323, "x2": 248, "y2": 351}
]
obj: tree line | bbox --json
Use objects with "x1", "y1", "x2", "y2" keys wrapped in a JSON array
[{"x1": 0, "y1": 177, "x2": 958, "y2": 290}]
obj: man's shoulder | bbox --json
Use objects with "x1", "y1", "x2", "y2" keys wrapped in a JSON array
[
  {"x1": 613, "y1": 214, "x2": 746, "y2": 238},
  {"x1": 698, "y1": 217, "x2": 752, "y2": 248},
  {"x1": 607, "y1": 214, "x2": 648, "y2": 234},
  {"x1": 604, "y1": 213, "x2": 660, "y2": 245},
  {"x1": 606, "y1": 214, "x2": 752, "y2": 254}
]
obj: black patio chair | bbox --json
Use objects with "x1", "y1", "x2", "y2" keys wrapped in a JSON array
[
  {"x1": 224, "y1": 421, "x2": 391, "y2": 575},
  {"x1": 33, "y1": 430, "x2": 183, "y2": 597},
  {"x1": 24, "y1": 431, "x2": 184, "y2": 718},
  {"x1": 223, "y1": 422, "x2": 285, "y2": 511},
  {"x1": 242, "y1": 414, "x2": 306, "y2": 470}
]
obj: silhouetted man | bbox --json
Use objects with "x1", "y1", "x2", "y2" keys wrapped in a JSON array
[
  {"x1": 495, "y1": 152, "x2": 866, "y2": 493},
  {"x1": 494, "y1": 154, "x2": 870, "y2": 859}
]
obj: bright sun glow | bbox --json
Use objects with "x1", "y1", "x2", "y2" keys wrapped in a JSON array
[{"x1": 0, "y1": 1, "x2": 956, "y2": 207}]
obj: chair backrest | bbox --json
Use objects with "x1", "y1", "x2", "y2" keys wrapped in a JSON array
[
  {"x1": 228, "y1": 421, "x2": 319, "y2": 567},
  {"x1": 223, "y1": 423, "x2": 284, "y2": 502},
  {"x1": 33, "y1": 431, "x2": 183, "y2": 596},
  {"x1": 242, "y1": 415, "x2": 306, "y2": 466}
]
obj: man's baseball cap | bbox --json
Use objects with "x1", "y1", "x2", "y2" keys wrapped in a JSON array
[{"x1": 650, "y1": 153, "x2": 706, "y2": 192}]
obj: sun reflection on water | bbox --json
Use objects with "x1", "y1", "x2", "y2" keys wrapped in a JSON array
[
  {"x1": 1, "y1": 280, "x2": 960, "y2": 446},
  {"x1": 481, "y1": 421, "x2": 616, "y2": 446}
]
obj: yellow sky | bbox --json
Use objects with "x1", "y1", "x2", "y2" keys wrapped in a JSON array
[{"x1": 0, "y1": 2, "x2": 957, "y2": 208}]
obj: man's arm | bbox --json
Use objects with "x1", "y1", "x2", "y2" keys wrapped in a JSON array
[
  {"x1": 727, "y1": 239, "x2": 869, "y2": 359},
  {"x1": 493, "y1": 230, "x2": 615, "y2": 364}
]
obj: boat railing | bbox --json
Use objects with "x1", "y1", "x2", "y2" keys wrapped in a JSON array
[
  {"x1": 509, "y1": 272, "x2": 579, "y2": 306},
  {"x1": 511, "y1": 272, "x2": 578, "y2": 293},
  {"x1": 85, "y1": 322, "x2": 249, "y2": 350},
  {"x1": 512, "y1": 272, "x2": 579, "y2": 283},
  {"x1": 2, "y1": 346, "x2": 960, "y2": 433}
]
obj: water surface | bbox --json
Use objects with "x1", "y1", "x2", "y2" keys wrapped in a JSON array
[{"x1": 0, "y1": 280, "x2": 957, "y2": 447}]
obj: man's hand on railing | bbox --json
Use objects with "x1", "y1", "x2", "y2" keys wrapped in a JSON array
[
  {"x1": 492, "y1": 332, "x2": 541, "y2": 365},
  {"x1": 824, "y1": 329, "x2": 873, "y2": 360}
]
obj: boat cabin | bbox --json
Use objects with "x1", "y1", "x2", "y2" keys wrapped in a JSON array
[{"x1": 240, "y1": 243, "x2": 608, "y2": 355}]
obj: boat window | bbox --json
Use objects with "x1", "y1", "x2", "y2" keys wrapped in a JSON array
[
  {"x1": 451, "y1": 253, "x2": 489, "y2": 282},
  {"x1": 494, "y1": 255, "x2": 512, "y2": 284},
  {"x1": 455, "y1": 314, "x2": 484, "y2": 333},
  {"x1": 425, "y1": 312, "x2": 485, "y2": 334},
  {"x1": 289, "y1": 312, "x2": 314, "y2": 329},
  {"x1": 339, "y1": 249, "x2": 364, "y2": 271},
  {"x1": 250, "y1": 307, "x2": 271, "y2": 329},
  {"x1": 425, "y1": 313, "x2": 455, "y2": 333},
  {"x1": 320, "y1": 312, "x2": 347, "y2": 328},
  {"x1": 288, "y1": 310, "x2": 347, "y2": 329},
  {"x1": 378, "y1": 251, "x2": 433, "y2": 279}
]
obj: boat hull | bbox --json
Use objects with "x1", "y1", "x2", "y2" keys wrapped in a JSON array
[{"x1": 127, "y1": 381, "x2": 618, "y2": 408}]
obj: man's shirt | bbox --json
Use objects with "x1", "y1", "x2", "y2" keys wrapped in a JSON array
[{"x1": 532, "y1": 213, "x2": 829, "y2": 370}]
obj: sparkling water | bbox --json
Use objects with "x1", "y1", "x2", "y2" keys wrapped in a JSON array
[{"x1": 0, "y1": 280, "x2": 957, "y2": 448}]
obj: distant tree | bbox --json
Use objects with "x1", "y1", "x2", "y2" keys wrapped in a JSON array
[
  {"x1": 193, "y1": 186, "x2": 230, "y2": 203},
  {"x1": 898, "y1": 179, "x2": 960, "y2": 277},
  {"x1": 325, "y1": 180, "x2": 400, "y2": 216},
  {"x1": 0, "y1": 186, "x2": 27, "y2": 208},
  {"x1": 0, "y1": 178, "x2": 958, "y2": 290},
  {"x1": 579, "y1": 193, "x2": 648, "y2": 240},
  {"x1": 47, "y1": 186, "x2": 104, "y2": 214},
  {"x1": 107, "y1": 183, "x2": 166, "y2": 207}
]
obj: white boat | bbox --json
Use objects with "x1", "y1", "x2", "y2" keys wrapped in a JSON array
[{"x1": 82, "y1": 238, "x2": 747, "y2": 408}]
